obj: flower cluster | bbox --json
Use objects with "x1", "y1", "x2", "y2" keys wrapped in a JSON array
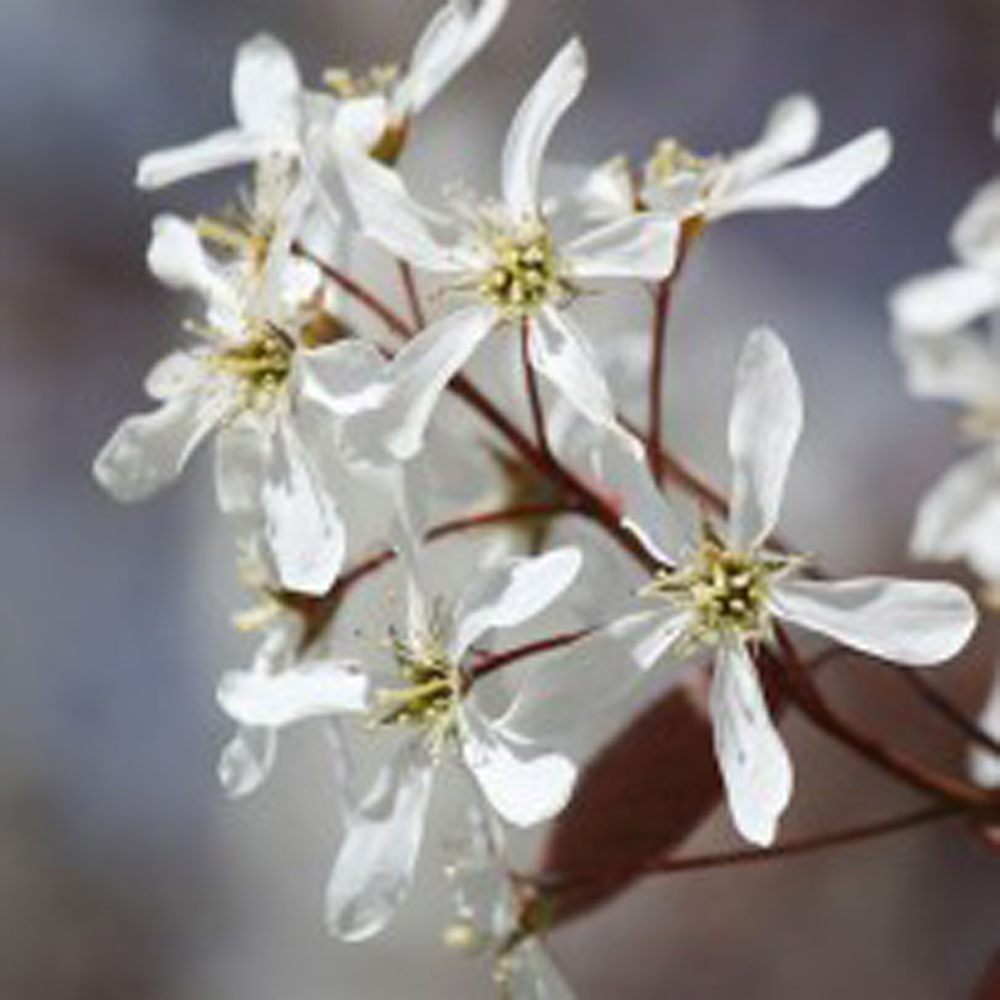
[{"x1": 95, "y1": 4, "x2": 987, "y2": 995}]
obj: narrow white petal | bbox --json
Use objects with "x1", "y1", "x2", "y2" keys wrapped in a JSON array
[
  {"x1": 231, "y1": 34, "x2": 302, "y2": 134},
  {"x1": 529, "y1": 309, "x2": 615, "y2": 429},
  {"x1": 144, "y1": 350, "x2": 205, "y2": 401},
  {"x1": 771, "y1": 576, "x2": 977, "y2": 666},
  {"x1": 714, "y1": 128, "x2": 891, "y2": 217},
  {"x1": 215, "y1": 423, "x2": 267, "y2": 515},
  {"x1": 970, "y1": 667, "x2": 1000, "y2": 788},
  {"x1": 217, "y1": 726, "x2": 277, "y2": 799},
  {"x1": 912, "y1": 449, "x2": 1000, "y2": 564},
  {"x1": 502, "y1": 39, "x2": 587, "y2": 216},
  {"x1": 340, "y1": 306, "x2": 494, "y2": 463},
  {"x1": 890, "y1": 267, "x2": 999, "y2": 336},
  {"x1": 338, "y1": 145, "x2": 462, "y2": 272},
  {"x1": 325, "y1": 739, "x2": 434, "y2": 941},
  {"x1": 727, "y1": 328, "x2": 803, "y2": 550},
  {"x1": 710, "y1": 639, "x2": 793, "y2": 846},
  {"x1": 564, "y1": 213, "x2": 680, "y2": 281},
  {"x1": 951, "y1": 176, "x2": 1000, "y2": 271},
  {"x1": 724, "y1": 94, "x2": 821, "y2": 190},
  {"x1": 578, "y1": 156, "x2": 636, "y2": 222},
  {"x1": 301, "y1": 340, "x2": 392, "y2": 417},
  {"x1": 590, "y1": 426, "x2": 685, "y2": 564},
  {"x1": 217, "y1": 660, "x2": 369, "y2": 728},
  {"x1": 892, "y1": 324, "x2": 999, "y2": 402},
  {"x1": 147, "y1": 215, "x2": 228, "y2": 304},
  {"x1": 450, "y1": 547, "x2": 582, "y2": 659},
  {"x1": 462, "y1": 701, "x2": 576, "y2": 827},
  {"x1": 396, "y1": 0, "x2": 509, "y2": 114},
  {"x1": 262, "y1": 420, "x2": 345, "y2": 595},
  {"x1": 93, "y1": 392, "x2": 221, "y2": 502},
  {"x1": 136, "y1": 129, "x2": 263, "y2": 189},
  {"x1": 498, "y1": 608, "x2": 688, "y2": 741}
]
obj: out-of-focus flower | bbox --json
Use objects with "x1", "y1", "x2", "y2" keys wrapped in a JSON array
[
  {"x1": 326, "y1": 39, "x2": 682, "y2": 464},
  {"x1": 503, "y1": 328, "x2": 977, "y2": 845},
  {"x1": 442, "y1": 806, "x2": 574, "y2": 999},
  {"x1": 221, "y1": 547, "x2": 581, "y2": 940},
  {"x1": 579, "y1": 94, "x2": 891, "y2": 225}
]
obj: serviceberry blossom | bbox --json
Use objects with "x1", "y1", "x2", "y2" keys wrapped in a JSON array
[
  {"x1": 93, "y1": 160, "x2": 377, "y2": 593},
  {"x1": 220, "y1": 547, "x2": 582, "y2": 941},
  {"x1": 503, "y1": 328, "x2": 977, "y2": 845},
  {"x1": 442, "y1": 806, "x2": 573, "y2": 1000},
  {"x1": 326, "y1": 38, "x2": 683, "y2": 464},
  {"x1": 579, "y1": 93, "x2": 891, "y2": 225}
]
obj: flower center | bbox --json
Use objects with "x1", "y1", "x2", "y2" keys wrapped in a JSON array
[
  {"x1": 213, "y1": 326, "x2": 294, "y2": 413},
  {"x1": 324, "y1": 63, "x2": 400, "y2": 99},
  {"x1": 646, "y1": 138, "x2": 718, "y2": 190},
  {"x1": 375, "y1": 627, "x2": 463, "y2": 756},
  {"x1": 477, "y1": 217, "x2": 573, "y2": 319},
  {"x1": 649, "y1": 529, "x2": 790, "y2": 645},
  {"x1": 960, "y1": 402, "x2": 1000, "y2": 442}
]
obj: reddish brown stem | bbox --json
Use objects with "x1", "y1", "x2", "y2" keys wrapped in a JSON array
[
  {"x1": 647, "y1": 277, "x2": 673, "y2": 479},
  {"x1": 398, "y1": 259, "x2": 425, "y2": 329},
  {"x1": 471, "y1": 628, "x2": 593, "y2": 682},
  {"x1": 643, "y1": 802, "x2": 960, "y2": 876}
]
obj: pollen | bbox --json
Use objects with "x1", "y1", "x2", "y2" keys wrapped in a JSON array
[
  {"x1": 646, "y1": 138, "x2": 718, "y2": 188},
  {"x1": 649, "y1": 526, "x2": 792, "y2": 645},
  {"x1": 323, "y1": 63, "x2": 400, "y2": 99},
  {"x1": 476, "y1": 217, "x2": 574, "y2": 319},
  {"x1": 374, "y1": 625, "x2": 464, "y2": 757},
  {"x1": 213, "y1": 326, "x2": 294, "y2": 413}
]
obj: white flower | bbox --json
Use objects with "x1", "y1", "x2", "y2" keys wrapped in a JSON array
[
  {"x1": 969, "y1": 664, "x2": 1000, "y2": 788},
  {"x1": 136, "y1": 35, "x2": 323, "y2": 189},
  {"x1": 329, "y1": 39, "x2": 682, "y2": 464},
  {"x1": 327, "y1": 0, "x2": 509, "y2": 159},
  {"x1": 579, "y1": 93, "x2": 891, "y2": 224},
  {"x1": 216, "y1": 552, "x2": 368, "y2": 800},
  {"x1": 502, "y1": 328, "x2": 977, "y2": 846},
  {"x1": 93, "y1": 167, "x2": 380, "y2": 594},
  {"x1": 220, "y1": 546, "x2": 582, "y2": 940},
  {"x1": 891, "y1": 176, "x2": 1000, "y2": 335},
  {"x1": 442, "y1": 806, "x2": 574, "y2": 1000}
]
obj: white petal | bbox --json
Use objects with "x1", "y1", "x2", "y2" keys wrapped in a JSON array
[
  {"x1": 396, "y1": 0, "x2": 509, "y2": 115},
  {"x1": 952, "y1": 176, "x2": 1000, "y2": 271},
  {"x1": 771, "y1": 576, "x2": 977, "y2": 666},
  {"x1": 577, "y1": 155, "x2": 636, "y2": 222},
  {"x1": 714, "y1": 128, "x2": 891, "y2": 217},
  {"x1": 498, "y1": 608, "x2": 688, "y2": 741},
  {"x1": 231, "y1": 33, "x2": 301, "y2": 135},
  {"x1": 217, "y1": 726, "x2": 277, "y2": 798},
  {"x1": 912, "y1": 449, "x2": 1000, "y2": 564},
  {"x1": 215, "y1": 423, "x2": 266, "y2": 515},
  {"x1": 217, "y1": 659, "x2": 369, "y2": 728},
  {"x1": 301, "y1": 340, "x2": 392, "y2": 417},
  {"x1": 727, "y1": 328, "x2": 803, "y2": 550},
  {"x1": 970, "y1": 667, "x2": 1000, "y2": 788},
  {"x1": 136, "y1": 128, "x2": 264, "y2": 189},
  {"x1": 325, "y1": 739, "x2": 434, "y2": 941},
  {"x1": 450, "y1": 547, "x2": 582, "y2": 659},
  {"x1": 892, "y1": 324, "x2": 1000, "y2": 403},
  {"x1": 710, "y1": 639, "x2": 793, "y2": 846},
  {"x1": 563, "y1": 213, "x2": 680, "y2": 281},
  {"x1": 724, "y1": 94, "x2": 821, "y2": 190},
  {"x1": 529, "y1": 309, "x2": 615, "y2": 429},
  {"x1": 462, "y1": 701, "x2": 576, "y2": 827},
  {"x1": 93, "y1": 392, "x2": 221, "y2": 503},
  {"x1": 590, "y1": 426, "x2": 685, "y2": 564},
  {"x1": 144, "y1": 350, "x2": 206, "y2": 401},
  {"x1": 338, "y1": 145, "x2": 462, "y2": 272},
  {"x1": 146, "y1": 215, "x2": 229, "y2": 305},
  {"x1": 890, "y1": 267, "x2": 1000, "y2": 336},
  {"x1": 261, "y1": 420, "x2": 345, "y2": 594},
  {"x1": 340, "y1": 306, "x2": 494, "y2": 463},
  {"x1": 502, "y1": 39, "x2": 587, "y2": 216}
]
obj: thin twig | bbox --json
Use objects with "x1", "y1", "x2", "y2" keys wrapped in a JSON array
[
  {"x1": 398, "y1": 259, "x2": 425, "y2": 329},
  {"x1": 647, "y1": 277, "x2": 673, "y2": 479}
]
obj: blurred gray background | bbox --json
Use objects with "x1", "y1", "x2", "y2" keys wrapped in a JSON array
[{"x1": 1, "y1": 0, "x2": 998, "y2": 997}]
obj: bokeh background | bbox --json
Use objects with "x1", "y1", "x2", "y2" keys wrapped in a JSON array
[{"x1": 1, "y1": 0, "x2": 999, "y2": 996}]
